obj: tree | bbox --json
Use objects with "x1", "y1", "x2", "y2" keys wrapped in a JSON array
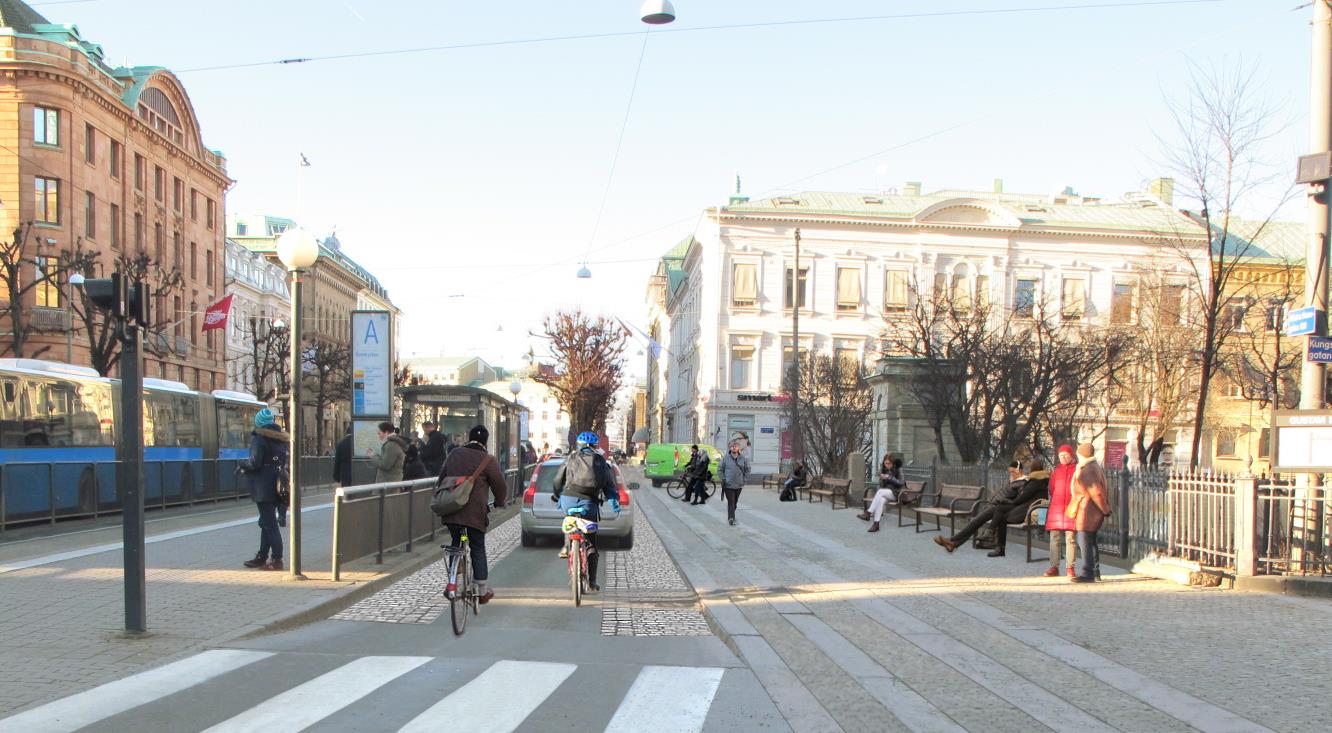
[
  {"x1": 305, "y1": 340, "x2": 350, "y2": 454},
  {"x1": 1221, "y1": 260, "x2": 1303, "y2": 412},
  {"x1": 223, "y1": 318, "x2": 289, "y2": 402},
  {"x1": 532, "y1": 310, "x2": 627, "y2": 445},
  {"x1": 69, "y1": 250, "x2": 185, "y2": 376},
  {"x1": 790, "y1": 352, "x2": 873, "y2": 477},
  {"x1": 0, "y1": 223, "x2": 98, "y2": 360},
  {"x1": 1158, "y1": 61, "x2": 1294, "y2": 466}
]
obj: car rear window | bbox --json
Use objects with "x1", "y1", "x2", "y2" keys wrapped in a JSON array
[{"x1": 535, "y1": 464, "x2": 561, "y2": 493}]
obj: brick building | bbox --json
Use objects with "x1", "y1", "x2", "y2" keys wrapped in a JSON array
[{"x1": 0, "y1": 1, "x2": 229, "y2": 388}]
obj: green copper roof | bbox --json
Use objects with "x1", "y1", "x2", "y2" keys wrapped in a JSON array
[
  {"x1": 0, "y1": 0, "x2": 50, "y2": 33},
  {"x1": 1210, "y1": 217, "x2": 1306, "y2": 264},
  {"x1": 660, "y1": 236, "x2": 695, "y2": 294}
]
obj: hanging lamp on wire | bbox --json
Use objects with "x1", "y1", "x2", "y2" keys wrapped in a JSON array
[{"x1": 640, "y1": 0, "x2": 676, "y2": 24}]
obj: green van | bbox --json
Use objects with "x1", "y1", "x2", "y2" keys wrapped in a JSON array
[{"x1": 643, "y1": 443, "x2": 721, "y2": 486}]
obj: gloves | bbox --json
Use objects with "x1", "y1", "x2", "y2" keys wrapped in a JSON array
[
  {"x1": 550, "y1": 494, "x2": 559, "y2": 503},
  {"x1": 609, "y1": 498, "x2": 621, "y2": 513}
]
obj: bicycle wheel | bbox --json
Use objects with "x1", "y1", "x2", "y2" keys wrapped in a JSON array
[
  {"x1": 705, "y1": 480, "x2": 718, "y2": 499},
  {"x1": 569, "y1": 538, "x2": 582, "y2": 607},
  {"x1": 665, "y1": 478, "x2": 687, "y2": 500},
  {"x1": 450, "y1": 548, "x2": 469, "y2": 636}
]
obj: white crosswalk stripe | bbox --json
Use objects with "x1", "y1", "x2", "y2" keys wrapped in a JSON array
[
  {"x1": 0, "y1": 650, "x2": 273, "y2": 733},
  {"x1": 202, "y1": 655, "x2": 431, "y2": 733},
  {"x1": 605, "y1": 665, "x2": 724, "y2": 733},
  {"x1": 396, "y1": 660, "x2": 577, "y2": 733}
]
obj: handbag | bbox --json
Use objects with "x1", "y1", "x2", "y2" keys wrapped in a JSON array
[{"x1": 431, "y1": 455, "x2": 491, "y2": 518}]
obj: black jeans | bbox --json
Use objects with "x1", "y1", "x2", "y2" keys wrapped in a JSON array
[
  {"x1": 690, "y1": 477, "x2": 707, "y2": 502},
  {"x1": 256, "y1": 501, "x2": 283, "y2": 560},
  {"x1": 447, "y1": 524, "x2": 488, "y2": 581},
  {"x1": 723, "y1": 487, "x2": 742, "y2": 520},
  {"x1": 950, "y1": 504, "x2": 1022, "y2": 548}
]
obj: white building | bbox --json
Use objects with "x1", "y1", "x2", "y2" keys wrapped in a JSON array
[
  {"x1": 647, "y1": 181, "x2": 1210, "y2": 475},
  {"x1": 223, "y1": 238, "x2": 290, "y2": 397}
]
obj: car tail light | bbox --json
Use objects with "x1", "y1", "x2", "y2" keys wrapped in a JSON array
[
  {"x1": 523, "y1": 484, "x2": 536, "y2": 509},
  {"x1": 618, "y1": 486, "x2": 630, "y2": 505}
]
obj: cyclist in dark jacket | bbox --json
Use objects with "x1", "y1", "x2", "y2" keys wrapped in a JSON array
[
  {"x1": 240, "y1": 408, "x2": 289, "y2": 571},
  {"x1": 552, "y1": 431, "x2": 618, "y2": 592}
]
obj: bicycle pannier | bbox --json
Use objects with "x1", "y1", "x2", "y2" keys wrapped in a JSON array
[{"x1": 431, "y1": 456, "x2": 490, "y2": 517}]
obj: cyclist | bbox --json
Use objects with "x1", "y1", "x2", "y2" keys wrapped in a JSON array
[
  {"x1": 438, "y1": 425, "x2": 508, "y2": 604},
  {"x1": 552, "y1": 430, "x2": 619, "y2": 592}
]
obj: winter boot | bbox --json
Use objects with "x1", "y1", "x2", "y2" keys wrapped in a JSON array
[{"x1": 243, "y1": 553, "x2": 266, "y2": 568}]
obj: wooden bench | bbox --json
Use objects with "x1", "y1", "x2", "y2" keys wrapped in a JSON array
[
  {"x1": 892, "y1": 481, "x2": 928, "y2": 527},
  {"x1": 912, "y1": 483, "x2": 984, "y2": 534},
  {"x1": 761, "y1": 474, "x2": 783, "y2": 491},
  {"x1": 967, "y1": 499, "x2": 1051, "y2": 563},
  {"x1": 860, "y1": 479, "x2": 925, "y2": 511},
  {"x1": 804, "y1": 477, "x2": 851, "y2": 509}
]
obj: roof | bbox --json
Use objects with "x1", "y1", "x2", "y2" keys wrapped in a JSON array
[
  {"x1": 659, "y1": 236, "x2": 695, "y2": 294},
  {"x1": 0, "y1": 0, "x2": 50, "y2": 33},
  {"x1": 725, "y1": 189, "x2": 1208, "y2": 238},
  {"x1": 1206, "y1": 217, "x2": 1306, "y2": 264}
]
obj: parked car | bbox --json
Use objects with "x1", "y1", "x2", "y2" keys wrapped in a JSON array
[
  {"x1": 520, "y1": 457, "x2": 637, "y2": 548},
  {"x1": 643, "y1": 442, "x2": 720, "y2": 487}
]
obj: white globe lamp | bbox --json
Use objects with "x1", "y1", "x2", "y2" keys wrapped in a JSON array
[{"x1": 275, "y1": 228, "x2": 321, "y2": 270}]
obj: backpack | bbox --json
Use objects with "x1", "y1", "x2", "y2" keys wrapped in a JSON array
[
  {"x1": 973, "y1": 523, "x2": 997, "y2": 549},
  {"x1": 779, "y1": 485, "x2": 798, "y2": 502},
  {"x1": 269, "y1": 447, "x2": 291, "y2": 500}
]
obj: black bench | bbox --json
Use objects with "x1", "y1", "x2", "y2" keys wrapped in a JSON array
[
  {"x1": 912, "y1": 483, "x2": 984, "y2": 534},
  {"x1": 804, "y1": 477, "x2": 851, "y2": 509}
]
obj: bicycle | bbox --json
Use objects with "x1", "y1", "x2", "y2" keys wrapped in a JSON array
[
  {"x1": 561, "y1": 511, "x2": 599, "y2": 607},
  {"x1": 442, "y1": 527, "x2": 481, "y2": 635},
  {"x1": 665, "y1": 474, "x2": 717, "y2": 501}
]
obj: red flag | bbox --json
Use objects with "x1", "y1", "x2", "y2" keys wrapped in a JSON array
[{"x1": 202, "y1": 294, "x2": 233, "y2": 332}]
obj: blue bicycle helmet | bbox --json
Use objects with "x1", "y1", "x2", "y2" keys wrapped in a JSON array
[{"x1": 576, "y1": 431, "x2": 599, "y2": 446}]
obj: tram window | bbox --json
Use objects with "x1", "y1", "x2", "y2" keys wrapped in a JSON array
[
  {"x1": 217, "y1": 403, "x2": 253, "y2": 449},
  {"x1": 144, "y1": 392, "x2": 201, "y2": 447},
  {"x1": 23, "y1": 380, "x2": 52, "y2": 446},
  {"x1": 0, "y1": 379, "x2": 20, "y2": 447},
  {"x1": 73, "y1": 382, "x2": 113, "y2": 446},
  {"x1": 174, "y1": 395, "x2": 200, "y2": 446},
  {"x1": 44, "y1": 381, "x2": 75, "y2": 446}
]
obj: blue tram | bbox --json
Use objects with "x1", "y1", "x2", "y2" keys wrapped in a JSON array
[{"x1": 0, "y1": 358, "x2": 267, "y2": 525}]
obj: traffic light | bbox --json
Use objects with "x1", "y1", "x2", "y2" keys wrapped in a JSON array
[{"x1": 81, "y1": 272, "x2": 150, "y2": 326}]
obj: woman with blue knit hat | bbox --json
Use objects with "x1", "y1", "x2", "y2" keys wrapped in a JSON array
[{"x1": 239, "y1": 407, "x2": 290, "y2": 570}]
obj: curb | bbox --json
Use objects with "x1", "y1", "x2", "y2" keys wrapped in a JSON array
[{"x1": 1234, "y1": 574, "x2": 1332, "y2": 599}]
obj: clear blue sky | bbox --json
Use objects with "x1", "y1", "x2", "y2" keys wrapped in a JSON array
[{"x1": 36, "y1": 0, "x2": 1310, "y2": 372}]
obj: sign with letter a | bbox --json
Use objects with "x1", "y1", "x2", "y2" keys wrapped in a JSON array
[{"x1": 351, "y1": 310, "x2": 392, "y2": 418}]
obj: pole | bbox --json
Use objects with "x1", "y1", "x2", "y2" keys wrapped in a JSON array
[
  {"x1": 119, "y1": 311, "x2": 146, "y2": 632},
  {"x1": 788, "y1": 228, "x2": 803, "y2": 467},
  {"x1": 1304, "y1": 0, "x2": 1332, "y2": 413},
  {"x1": 287, "y1": 268, "x2": 305, "y2": 579}
]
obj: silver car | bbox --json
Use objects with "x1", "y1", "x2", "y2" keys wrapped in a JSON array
[{"x1": 520, "y1": 457, "x2": 636, "y2": 549}]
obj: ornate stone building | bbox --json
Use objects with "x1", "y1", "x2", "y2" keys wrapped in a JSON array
[{"x1": 0, "y1": 1, "x2": 229, "y2": 388}]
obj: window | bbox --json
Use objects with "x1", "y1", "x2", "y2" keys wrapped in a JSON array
[
  {"x1": 1161, "y1": 284, "x2": 1184, "y2": 326},
  {"x1": 932, "y1": 272, "x2": 948, "y2": 304},
  {"x1": 781, "y1": 338, "x2": 809, "y2": 381},
  {"x1": 173, "y1": 296, "x2": 183, "y2": 337},
  {"x1": 731, "y1": 263, "x2": 757, "y2": 307},
  {"x1": 836, "y1": 267, "x2": 861, "y2": 312},
  {"x1": 154, "y1": 223, "x2": 163, "y2": 262},
  {"x1": 1061, "y1": 278, "x2": 1085, "y2": 320},
  {"x1": 1265, "y1": 303, "x2": 1286, "y2": 332},
  {"x1": 154, "y1": 166, "x2": 165, "y2": 201},
  {"x1": 190, "y1": 189, "x2": 198, "y2": 220},
  {"x1": 950, "y1": 273, "x2": 972, "y2": 312},
  {"x1": 235, "y1": 221, "x2": 247, "y2": 236},
  {"x1": 34, "y1": 257, "x2": 59, "y2": 307},
  {"x1": 190, "y1": 299, "x2": 198, "y2": 345},
  {"x1": 205, "y1": 249, "x2": 214, "y2": 286},
  {"x1": 174, "y1": 232, "x2": 182, "y2": 269},
  {"x1": 134, "y1": 153, "x2": 145, "y2": 190},
  {"x1": 883, "y1": 269, "x2": 909, "y2": 312},
  {"x1": 206, "y1": 198, "x2": 216, "y2": 230},
  {"x1": 730, "y1": 346, "x2": 754, "y2": 389},
  {"x1": 110, "y1": 140, "x2": 121, "y2": 179},
  {"x1": 33, "y1": 106, "x2": 58, "y2": 145},
  {"x1": 190, "y1": 242, "x2": 197, "y2": 279},
  {"x1": 975, "y1": 275, "x2": 991, "y2": 309},
  {"x1": 1014, "y1": 278, "x2": 1038, "y2": 318},
  {"x1": 173, "y1": 177, "x2": 183, "y2": 211},
  {"x1": 1215, "y1": 429, "x2": 1237, "y2": 458},
  {"x1": 134, "y1": 213, "x2": 144, "y2": 252},
  {"x1": 1258, "y1": 427, "x2": 1270, "y2": 459},
  {"x1": 1224, "y1": 299, "x2": 1247, "y2": 332},
  {"x1": 84, "y1": 123, "x2": 95, "y2": 164},
  {"x1": 84, "y1": 191, "x2": 95, "y2": 238},
  {"x1": 784, "y1": 266, "x2": 809, "y2": 309},
  {"x1": 1111, "y1": 282, "x2": 1135, "y2": 324},
  {"x1": 34, "y1": 177, "x2": 59, "y2": 223},
  {"x1": 110, "y1": 203, "x2": 121, "y2": 249},
  {"x1": 834, "y1": 338, "x2": 860, "y2": 368}
]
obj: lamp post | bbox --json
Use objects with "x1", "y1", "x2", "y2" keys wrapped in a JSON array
[
  {"x1": 787, "y1": 228, "x2": 803, "y2": 468},
  {"x1": 275, "y1": 228, "x2": 320, "y2": 580},
  {"x1": 67, "y1": 272, "x2": 84, "y2": 362},
  {"x1": 509, "y1": 379, "x2": 523, "y2": 494}
]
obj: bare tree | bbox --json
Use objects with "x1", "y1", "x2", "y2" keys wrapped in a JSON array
[
  {"x1": 0, "y1": 224, "x2": 99, "y2": 360},
  {"x1": 70, "y1": 250, "x2": 185, "y2": 376},
  {"x1": 791, "y1": 352, "x2": 873, "y2": 477},
  {"x1": 1220, "y1": 260, "x2": 1303, "y2": 411},
  {"x1": 1158, "y1": 61, "x2": 1294, "y2": 466},
  {"x1": 532, "y1": 310, "x2": 627, "y2": 445},
  {"x1": 305, "y1": 340, "x2": 350, "y2": 454},
  {"x1": 223, "y1": 319, "x2": 289, "y2": 402}
]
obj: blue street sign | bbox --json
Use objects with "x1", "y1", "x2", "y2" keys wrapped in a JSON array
[
  {"x1": 1309, "y1": 336, "x2": 1332, "y2": 364},
  {"x1": 1286, "y1": 307, "x2": 1323, "y2": 337}
]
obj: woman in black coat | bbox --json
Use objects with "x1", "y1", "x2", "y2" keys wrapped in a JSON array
[{"x1": 240, "y1": 408, "x2": 290, "y2": 571}]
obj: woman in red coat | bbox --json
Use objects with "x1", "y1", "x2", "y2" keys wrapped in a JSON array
[{"x1": 1043, "y1": 444, "x2": 1078, "y2": 577}]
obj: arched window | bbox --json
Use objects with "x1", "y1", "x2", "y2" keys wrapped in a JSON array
[{"x1": 138, "y1": 87, "x2": 185, "y2": 146}]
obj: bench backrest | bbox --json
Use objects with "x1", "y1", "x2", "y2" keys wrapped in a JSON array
[
  {"x1": 822, "y1": 478, "x2": 851, "y2": 489},
  {"x1": 939, "y1": 484, "x2": 983, "y2": 504}
]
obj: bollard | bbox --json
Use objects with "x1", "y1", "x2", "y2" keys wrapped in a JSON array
[
  {"x1": 406, "y1": 482, "x2": 415, "y2": 554},
  {"x1": 331, "y1": 491, "x2": 343, "y2": 582}
]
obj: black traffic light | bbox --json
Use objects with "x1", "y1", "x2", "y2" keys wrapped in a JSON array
[{"x1": 82, "y1": 272, "x2": 150, "y2": 326}]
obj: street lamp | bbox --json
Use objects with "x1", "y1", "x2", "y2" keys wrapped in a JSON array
[
  {"x1": 576, "y1": 264, "x2": 592, "y2": 279},
  {"x1": 275, "y1": 227, "x2": 320, "y2": 580},
  {"x1": 68, "y1": 272, "x2": 85, "y2": 362},
  {"x1": 640, "y1": 0, "x2": 676, "y2": 24},
  {"x1": 509, "y1": 379, "x2": 523, "y2": 491}
]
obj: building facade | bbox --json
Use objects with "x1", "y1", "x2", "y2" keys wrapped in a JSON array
[
  {"x1": 648, "y1": 182, "x2": 1214, "y2": 475},
  {"x1": 223, "y1": 237, "x2": 289, "y2": 396},
  {"x1": 0, "y1": 2, "x2": 228, "y2": 388}
]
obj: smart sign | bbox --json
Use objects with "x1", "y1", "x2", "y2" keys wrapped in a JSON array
[
  {"x1": 350, "y1": 310, "x2": 392, "y2": 418},
  {"x1": 1271, "y1": 410, "x2": 1332, "y2": 472}
]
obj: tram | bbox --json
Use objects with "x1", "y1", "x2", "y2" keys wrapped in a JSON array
[{"x1": 0, "y1": 358, "x2": 267, "y2": 525}]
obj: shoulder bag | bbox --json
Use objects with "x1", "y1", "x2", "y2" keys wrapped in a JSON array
[{"x1": 431, "y1": 455, "x2": 491, "y2": 518}]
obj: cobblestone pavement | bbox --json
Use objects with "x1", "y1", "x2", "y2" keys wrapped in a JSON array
[
  {"x1": 600, "y1": 508, "x2": 711, "y2": 637},
  {"x1": 331, "y1": 515, "x2": 522, "y2": 624},
  {"x1": 631, "y1": 470, "x2": 1332, "y2": 733}
]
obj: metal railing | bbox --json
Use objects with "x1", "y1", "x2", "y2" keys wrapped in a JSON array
[
  {"x1": 1257, "y1": 484, "x2": 1329, "y2": 576},
  {"x1": 1167, "y1": 469, "x2": 1239, "y2": 569}
]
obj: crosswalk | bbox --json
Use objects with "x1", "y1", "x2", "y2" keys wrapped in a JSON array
[{"x1": 0, "y1": 651, "x2": 731, "y2": 733}]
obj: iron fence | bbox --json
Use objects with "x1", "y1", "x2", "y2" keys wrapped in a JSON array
[{"x1": 1257, "y1": 484, "x2": 1329, "y2": 576}]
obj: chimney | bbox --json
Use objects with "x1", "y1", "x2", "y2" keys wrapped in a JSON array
[
  {"x1": 993, "y1": 178, "x2": 1004, "y2": 194},
  {"x1": 1148, "y1": 177, "x2": 1175, "y2": 206},
  {"x1": 904, "y1": 181, "x2": 922, "y2": 197}
]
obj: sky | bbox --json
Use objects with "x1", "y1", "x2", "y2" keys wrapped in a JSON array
[{"x1": 33, "y1": 0, "x2": 1313, "y2": 377}]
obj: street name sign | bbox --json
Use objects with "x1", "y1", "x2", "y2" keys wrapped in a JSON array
[
  {"x1": 1285, "y1": 307, "x2": 1324, "y2": 337},
  {"x1": 1271, "y1": 410, "x2": 1332, "y2": 472},
  {"x1": 1308, "y1": 336, "x2": 1332, "y2": 364}
]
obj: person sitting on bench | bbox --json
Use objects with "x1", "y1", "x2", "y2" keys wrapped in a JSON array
[
  {"x1": 780, "y1": 460, "x2": 807, "y2": 501},
  {"x1": 933, "y1": 458, "x2": 1050, "y2": 556},
  {"x1": 858, "y1": 455, "x2": 905, "y2": 532}
]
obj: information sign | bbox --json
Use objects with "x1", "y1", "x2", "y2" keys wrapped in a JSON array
[
  {"x1": 1271, "y1": 410, "x2": 1332, "y2": 472},
  {"x1": 1285, "y1": 307, "x2": 1323, "y2": 337},
  {"x1": 350, "y1": 310, "x2": 392, "y2": 418},
  {"x1": 1308, "y1": 336, "x2": 1332, "y2": 364}
]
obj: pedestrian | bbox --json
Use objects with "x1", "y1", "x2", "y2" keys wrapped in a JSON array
[
  {"x1": 403, "y1": 440, "x2": 428, "y2": 481},
  {"x1": 333, "y1": 427, "x2": 353, "y2": 488},
  {"x1": 679, "y1": 445, "x2": 700, "y2": 503},
  {"x1": 1043, "y1": 446, "x2": 1078, "y2": 577},
  {"x1": 420, "y1": 421, "x2": 446, "y2": 476},
  {"x1": 437, "y1": 425, "x2": 508, "y2": 603},
  {"x1": 1068, "y1": 443, "x2": 1111, "y2": 583},
  {"x1": 240, "y1": 408, "x2": 288, "y2": 571},
  {"x1": 719, "y1": 441, "x2": 750, "y2": 526},
  {"x1": 933, "y1": 458, "x2": 1049, "y2": 556},
  {"x1": 858, "y1": 455, "x2": 905, "y2": 532},
  {"x1": 685, "y1": 445, "x2": 711, "y2": 505},
  {"x1": 367, "y1": 421, "x2": 408, "y2": 483},
  {"x1": 780, "y1": 459, "x2": 806, "y2": 502}
]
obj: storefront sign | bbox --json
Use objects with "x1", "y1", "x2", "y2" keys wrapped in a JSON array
[
  {"x1": 351, "y1": 310, "x2": 392, "y2": 418},
  {"x1": 737, "y1": 393, "x2": 773, "y2": 401}
]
